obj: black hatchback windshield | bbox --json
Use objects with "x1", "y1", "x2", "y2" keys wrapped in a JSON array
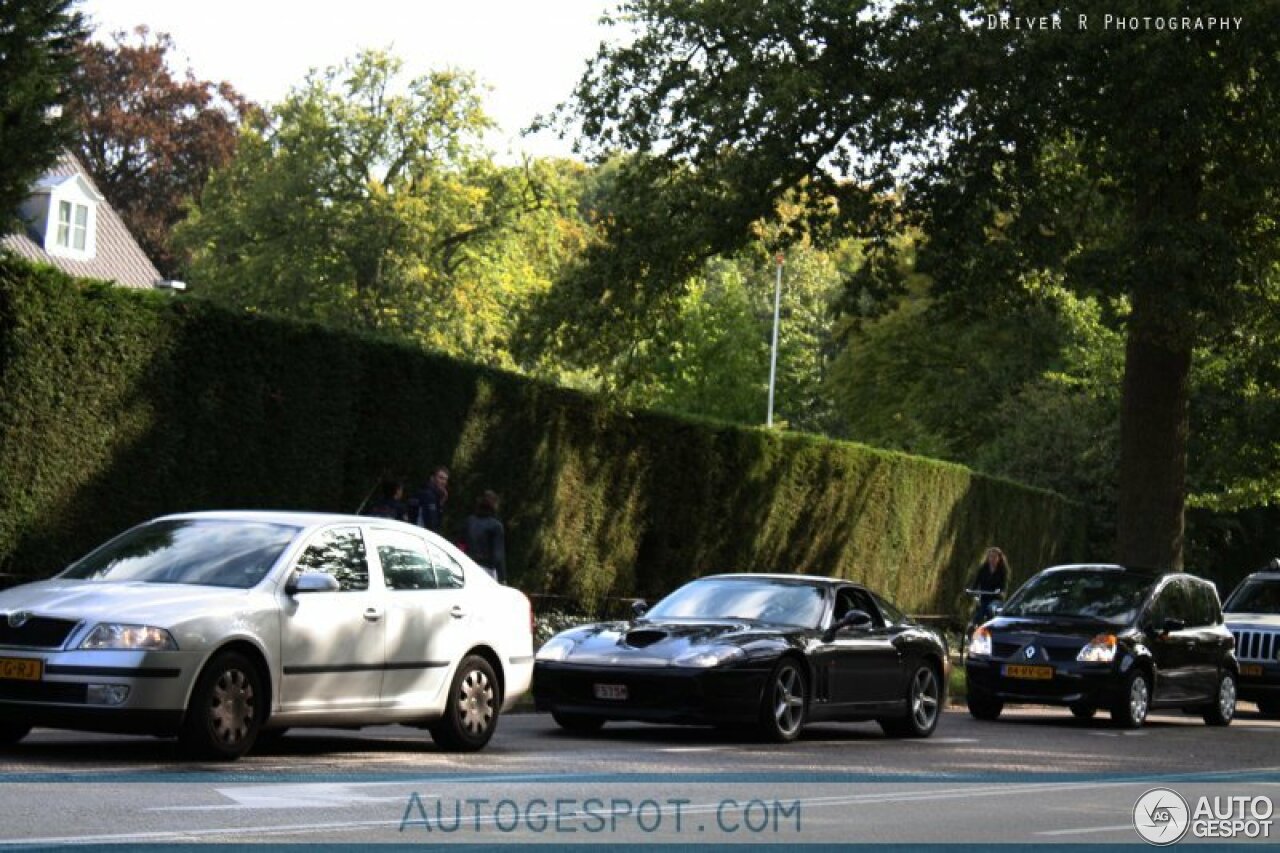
[
  {"x1": 1002, "y1": 570, "x2": 1155, "y2": 626},
  {"x1": 61, "y1": 519, "x2": 300, "y2": 588},
  {"x1": 645, "y1": 578, "x2": 826, "y2": 628}
]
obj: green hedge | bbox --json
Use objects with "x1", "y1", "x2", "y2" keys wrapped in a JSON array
[{"x1": 0, "y1": 256, "x2": 1086, "y2": 613}]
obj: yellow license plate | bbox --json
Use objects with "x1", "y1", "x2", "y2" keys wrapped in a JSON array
[
  {"x1": 1004, "y1": 664, "x2": 1054, "y2": 680},
  {"x1": 0, "y1": 657, "x2": 42, "y2": 681},
  {"x1": 1240, "y1": 663, "x2": 1264, "y2": 677}
]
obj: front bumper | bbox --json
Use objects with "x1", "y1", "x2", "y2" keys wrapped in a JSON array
[
  {"x1": 0, "y1": 646, "x2": 204, "y2": 735},
  {"x1": 1236, "y1": 661, "x2": 1280, "y2": 702},
  {"x1": 533, "y1": 661, "x2": 769, "y2": 725},
  {"x1": 965, "y1": 656, "x2": 1125, "y2": 708}
]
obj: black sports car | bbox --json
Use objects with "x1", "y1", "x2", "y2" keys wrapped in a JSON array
[
  {"x1": 965, "y1": 564, "x2": 1238, "y2": 728},
  {"x1": 533, "y1": 574, "x2": 948, "y2": 741}
]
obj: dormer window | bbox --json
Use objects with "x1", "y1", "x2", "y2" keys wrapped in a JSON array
[{"x1": 56, "y1": 200, "x2": 90, "y2": 251}]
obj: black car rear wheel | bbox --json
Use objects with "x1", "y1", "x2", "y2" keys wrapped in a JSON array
[
  {"x1": 966, "y1": 691, "x2": 1003, "y2": 721},
  {"x1": 1111, "y1": 669, "x2": 1150, "y2": 729},
  {"x1": 880, "y1": 663, "x2": 941, "y2": 738},
  {"x1": 430, "y1": 654, "x2": 500, "y2": 751},
  {"x1": 758, "y1": 658, "x2": 807, "y2": 742},
  {"x1": 1202, "y1": 671, "x2": 1236, "y2": 727},
  {"x1": 0, "y1": 721, "x2": 31, "y2": 746},
  {"x1": 552, "y1": 711, "x2": 605, "y2": 733}
]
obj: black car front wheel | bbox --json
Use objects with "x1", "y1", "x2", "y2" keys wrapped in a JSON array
[
  {"x1": 0, "y1": 721, "x2": 31, "y2": 746},
  {"x1": 880, "y1": 663, "x2": 941, "y2": 738},
  {"x1": 966, "y1": 691, "x2": 1003, "y2": 721},
  {"x1": 179, "y1": 650, "x2": 264, "y2": 760},
  {"x1": 430, "y1": 654, "x2": 500, "y2": 751},
  {"x1": 1111, "y1": 669, "x2": 1150, "y2": 729},
  {"x1": 758, "y1": 658, "x2": 807, "y2": 743},
  {"x1": 1202, "y1": 671, "x2": 1236, "y2": 727},
  {"x1": 1069, "y1": 703, "x2": 1096, "y2": 720},
  {"x1": 551, "y1": 711, "x2": 605, "y2": 733},
  {"x1": 1258, "y1": 699, "x2": 1280, "y2": 719}
]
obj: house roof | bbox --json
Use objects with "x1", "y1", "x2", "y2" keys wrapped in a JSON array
[{"x1": 1, "y1": 152, "x2": 161, "y2": 289}]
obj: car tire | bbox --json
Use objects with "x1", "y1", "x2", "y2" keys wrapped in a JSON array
[
  {"x1": 757, "y1": 658, "x2": 807, "y2": 743},
  {"x1": 551, "y1": 711, "x2": 605, "y2": 733},
  {"x1": 0, "y1": 721, "x2": 31, "y2": 746},
  {"x1": 1202, "y1": 671, "x2": 1236, "y2": 727},
  {"x1": 1258, "y1": 699, "x2": 1280, "y2": 719},
  {"x1": 1069, "y1": 703, "x2": 1096, "y2": 720},
  {"x1": 879, "y1": 662, "x2": 941, "y2": 738},
  {"x1": 1110, "y1": 668, "x2": 1150, "y2": 729},
  {"x1": 430, "y1": 654, "x2": 500, "y2": 752},
  {"x1": 252, "y1": 727, "x2": 290, "y2": 752},
  {"x1": 966, "y1": 691, "x2": 1003, "y2": 721},
  {"x1": 179, "y1": 650, "x2": 265, "y2": 761}
]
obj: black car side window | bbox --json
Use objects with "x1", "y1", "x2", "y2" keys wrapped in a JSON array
[
  {"x1": 294, "y1": 526, "x2": 369, "y2": 591},
  {"x1": 1147, "y1": 579, "x2": 1192, "y2": 628},
  {"x1": 1190, "y1": 580, "x2": 1222, "y2": 627}
]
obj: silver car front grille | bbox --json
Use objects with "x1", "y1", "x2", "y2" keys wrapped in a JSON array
[{"x1": 1232, "y1": 629, "x2": 1279, "y2": 662}]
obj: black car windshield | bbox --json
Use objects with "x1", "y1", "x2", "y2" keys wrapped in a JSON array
[
  {"x1": 60, "y1": 519, "x2": 300, "y2": 588},
  {"x1": 1224, "y1": 580, "x2": 1280, "y2": 614},
  {"x1": 645, "y1": 578, "x2": 826, "y2": 628},
  {"x1": 1002, "y1": 570, "x2": 1154, "y2": 626}
]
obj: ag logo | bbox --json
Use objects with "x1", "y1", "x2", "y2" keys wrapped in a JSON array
[{"x1": 1133, "y1": 788, "x2": 1189, "y2": 845}]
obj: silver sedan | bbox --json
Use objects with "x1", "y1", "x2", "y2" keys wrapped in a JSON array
[{"x1": 0, "y1": 511, "x2": 534, "y2": 759}]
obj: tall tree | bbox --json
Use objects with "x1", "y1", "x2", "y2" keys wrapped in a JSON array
[
  {"x1": 65, "y1": 27, "x2": 253, "y2": 276},
  {"x1": 556, "y1": 0, "x2": 1280, "y2": 569},
  {"x1": 0, "y1": 0, "x2": 87, "y2": 233}
]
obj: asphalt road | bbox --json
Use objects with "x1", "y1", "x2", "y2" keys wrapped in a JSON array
[{"x1": 1, "y1": 706, "x2": 1278, "y2": 847}]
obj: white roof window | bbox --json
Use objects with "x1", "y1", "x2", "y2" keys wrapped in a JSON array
[{"x1": 33, "y1": 173, "x2": 103, "y2": 261}]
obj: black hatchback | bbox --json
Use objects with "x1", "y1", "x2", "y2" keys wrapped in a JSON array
[{"x1": 964, "y1": 565, "x2": 1238, "y2": 728}]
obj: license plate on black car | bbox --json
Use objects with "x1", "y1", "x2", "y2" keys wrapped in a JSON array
[
  {"x1": 593, "y1": 683, "x2": 628, "y2": 701},
  {"x1": 1003, "y1": 664, "x2": 1054, "y2": 680}
]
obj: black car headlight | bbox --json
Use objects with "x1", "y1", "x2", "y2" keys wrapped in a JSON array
[{"x1": 672, "y1": 645, "x2": 745, "y2": 668}]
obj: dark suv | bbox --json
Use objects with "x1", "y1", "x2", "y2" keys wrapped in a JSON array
[
  {"x1": 964, "y1": 565, "x2": 1238, "y2": 728},
  {"x1": 1223, "y1": 565, "x2": 1280, "y2": 717}
]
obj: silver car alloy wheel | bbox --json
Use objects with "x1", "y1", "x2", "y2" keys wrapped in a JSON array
[
  {"x1": 458, "y1": 666, "x2": 495, "y2": 736},
  {"x1": 773, "y1": 665, "x2": 805, "y2": 736},
  {"x1": 911, "y1": 667, "x2": 940, "y2": 730},
  {"x1": 209, "y1": 667, "x2": 255, "y2": 745}
]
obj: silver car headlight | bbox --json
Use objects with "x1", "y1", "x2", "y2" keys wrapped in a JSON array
[
  {"x1": 672, "y1": 645, "x2": 746, "y2": 668},
  {"x1": 535, "y1": 636, "x2": 576, "y2": 662},
  {"x1": 79, "y1": 623, "x2": 178, "y2": 651}
]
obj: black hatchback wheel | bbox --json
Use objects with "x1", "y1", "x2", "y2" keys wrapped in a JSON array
[
  {"x1": 1258, "y1": 699, "x2": 1280, "y2": 719},
  {"x1": 1069, "y1": 703, "x2": 1096, "y2": 720},
  {"x1": 757, "y1": 658, "x2": 807, "y2": 742},
  {"x1": 430, "y1": 654, "x2": 500, "y2": 751},
  {"x1": 1111, "y1": 669, "x2": 1150, "y2": 729},
  {"x1": 0, "y1": 721, "x2": 31, "y2": 746},
  {"x1": 179, "y1": 651, "x2": 264, "y2": 760},
  {"x1": 1202, "y1": 671, "x2": 1236, "y2": 727},
  {"x1": 966, "y1": 691, "x2": 1003, "y2": 721},
  {"x1": 880, "y1": 663, "x2": 941, "y2": 738}
]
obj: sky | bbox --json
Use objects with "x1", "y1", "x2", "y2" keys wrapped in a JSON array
[{"x1": 78, "y1": 0, "x2": 623, "y2": 159}]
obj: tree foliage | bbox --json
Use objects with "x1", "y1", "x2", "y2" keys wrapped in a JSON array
[
  {"x1": 65, "y1": 27, "x2": 254, "y2": 277},
  {"x1": 178, "y1": 50, "x2": 583, "y2": 368},
  {"x1": 557, "y1": 0, "x2": 1280, "y2": 569},
  {"x1": 0, "y1": 0, "x2": 87, "y2": 233}
]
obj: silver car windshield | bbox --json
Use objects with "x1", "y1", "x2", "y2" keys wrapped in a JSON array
[
  {"x1": 60, "y1": 519, "x2": 300, "y2": 588},
  {"x1": 1224, "y1": 580, "x2": 1280, "y2": 615},
  {"x1": 645, "y1": 579, "x2": 826, "y2": 628},
  {"x1": 1002, "y1": 571, "x2": 1154, "y2": 626}
]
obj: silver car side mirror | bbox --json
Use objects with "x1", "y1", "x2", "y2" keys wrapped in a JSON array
[{"x1": 288, "y1": 570, "x2": 340, "y2": 594}]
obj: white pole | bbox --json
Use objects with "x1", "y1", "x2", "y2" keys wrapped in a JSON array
[{"x1": 767, "y1": 252, "x2": 783, "y2": 427}]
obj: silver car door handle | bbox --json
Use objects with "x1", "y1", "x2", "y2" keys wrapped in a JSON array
[
  {"x1": 363, "y1": 607, "x2": 383, "y2": 622},
  {"x1": 450, "y1": 606, "x2": 466, "y2": 619}
]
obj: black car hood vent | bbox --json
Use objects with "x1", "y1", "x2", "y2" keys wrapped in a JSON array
[{"x1": 623, "y1": 629, "x2": 668, "y2": 648}]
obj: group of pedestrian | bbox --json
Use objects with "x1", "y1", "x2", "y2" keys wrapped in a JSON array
[{"x1": 362, "y1": 466, "x2": 506, "y2": 584}]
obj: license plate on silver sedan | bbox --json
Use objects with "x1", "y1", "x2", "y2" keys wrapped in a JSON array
[{"x1": 593, "y1": 683, "x2": 628, "y2": 701}]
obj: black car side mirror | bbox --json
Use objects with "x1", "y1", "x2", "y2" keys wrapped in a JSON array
[
  {"x1": 823, "y1": 609, "x2": 873, "y2": 641},
  {"x1": 632, "y1": 599, "x2": 649, "y2": 618},
  {"x1": 1161, "y1": 617, "x2": 1186, "y2": 634}
]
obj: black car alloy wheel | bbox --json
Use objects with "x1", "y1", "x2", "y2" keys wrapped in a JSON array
[
  {"x1": 1203, "y1": 671, "x2": 1236, "y2": 727},
  {"x1": 1111, "y1": 668, "x2": 1150, "y2": 729},
  {"x1": 758, "y1": 658, "x2": 807, "y2": 742},
  {"x1": 880, "y1": 663, "x2": 941, "y2": 737}
]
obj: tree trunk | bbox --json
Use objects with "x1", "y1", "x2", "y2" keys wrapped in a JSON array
[{"x1": 1116, "y1": 289, "x2": 1192, "y2": 570}]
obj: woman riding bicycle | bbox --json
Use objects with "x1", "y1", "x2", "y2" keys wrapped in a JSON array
[{"x1": 969, "y1": 546, "x2": 1009, "y2": 626}]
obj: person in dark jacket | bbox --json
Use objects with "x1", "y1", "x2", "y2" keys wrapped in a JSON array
[
  {"x1": 970, "y1": 546, "x2": 1009, "y2": 623},
  {"x1": 463, "y1": 490, "x2": 506, "y2": 583},
  {"x1": 363, "y1": 479, "x2": 410, "y2": 522},
  {"x1": 411, "y1": 466, "x2": 449, "y2": 532}
]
